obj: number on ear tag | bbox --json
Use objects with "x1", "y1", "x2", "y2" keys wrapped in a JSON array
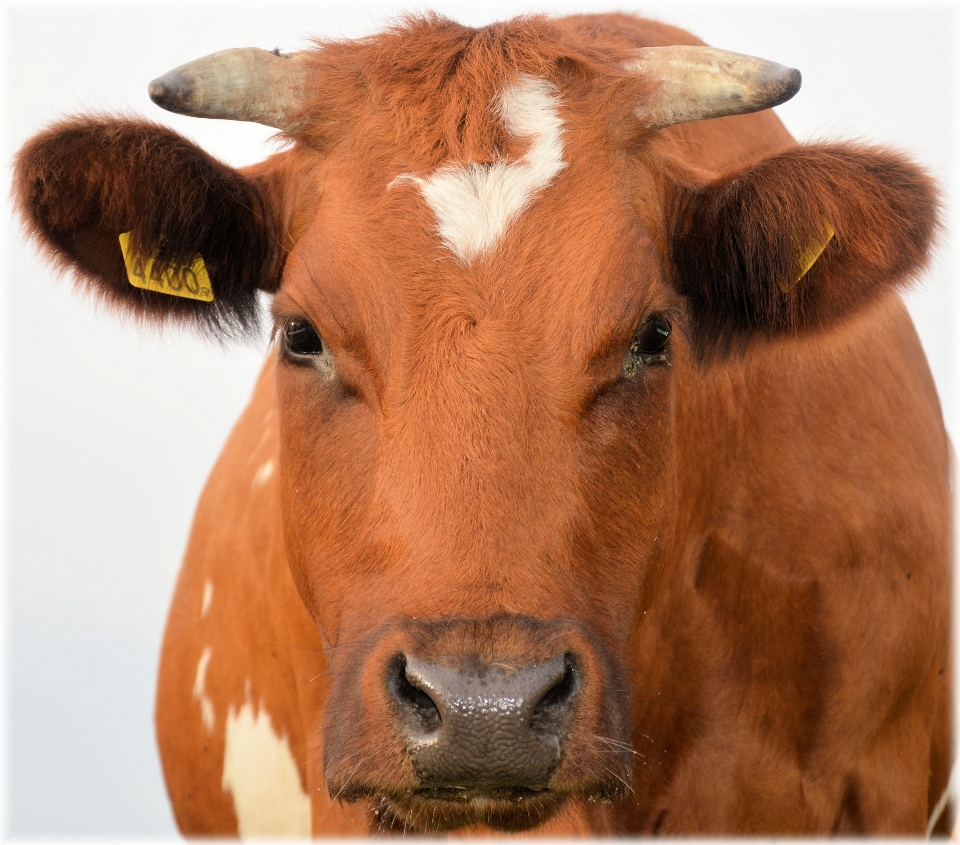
[{"x1": 119, "y1": 232, "x2": 214, "y2": 302}]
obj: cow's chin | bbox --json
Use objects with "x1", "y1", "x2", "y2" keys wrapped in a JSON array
[{"x1": 377, "y1": 787, "x2": 566, "y2": 833}]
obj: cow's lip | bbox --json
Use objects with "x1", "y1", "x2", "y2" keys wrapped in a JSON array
[
  {"x1": 412, "y1": 785, "x2": 551, "y2": 803},
  {"x1": 380, "y1": 786, "x2": 565, "y2": 832}
]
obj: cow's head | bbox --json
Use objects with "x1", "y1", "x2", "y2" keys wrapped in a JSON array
[{"x1": 14, "y1": 16, "x2": 936, "y2": 833}]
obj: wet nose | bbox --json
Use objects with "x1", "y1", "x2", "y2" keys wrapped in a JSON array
[{"x1": 387, "y1": 652, "x2": 578, "y2": 790}]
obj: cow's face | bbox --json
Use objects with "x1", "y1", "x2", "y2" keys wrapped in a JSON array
[
  {"x1": 14, "y1": 15, "x2": 936, "y2": 834},
  {"x1": 275, "y1": 101, "x2": 679, "y2": 648},
  {"x1": 270, "y1": 101, "x2": 680, "y2": 826}
]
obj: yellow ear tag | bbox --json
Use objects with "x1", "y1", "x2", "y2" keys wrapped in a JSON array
[
  {"x1": 119, "y1": 232, "x2": 214, "y2": 302},
  {"x1": 789, "y1": 219, "x2": 836, "y2": 289}
]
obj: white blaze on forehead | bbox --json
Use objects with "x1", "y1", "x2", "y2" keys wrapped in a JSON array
[
  {"x1": 192, "y1": 647, "x2": 215, "y2": 734},
  {"x1": 393, "y1": 74, "x2": 566, "y2": 263},
  {"x1": 200, "y1": 578, "x2": 213, "y2": 619},
  {"x1": 223, "y1": 698, "x2": 312, "y2": 837}
]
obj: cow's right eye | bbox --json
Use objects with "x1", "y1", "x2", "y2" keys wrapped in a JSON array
[{"x1": 283, "y1": 320, "x2": 325, "y2": 357}]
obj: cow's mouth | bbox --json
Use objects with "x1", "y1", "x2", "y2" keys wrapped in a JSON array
[{"x1": 378, "y1": 786, "x2": 566, "y2": 832}]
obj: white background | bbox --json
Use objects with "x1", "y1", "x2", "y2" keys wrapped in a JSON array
[{"x1": 3, "y1": 1, "x2": 956, "y2": 836}]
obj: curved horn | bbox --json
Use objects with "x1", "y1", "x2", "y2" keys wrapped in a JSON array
[
  {"x1": 627, "y1": 46, "x2": 801, "y2": 131},
  {"x1": 149, "y1": 48, "x2": 308, "y2": 132}
]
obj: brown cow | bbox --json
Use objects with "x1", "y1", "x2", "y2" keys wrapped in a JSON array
[{"x1": 13, "y1": 12, "x2": 952, "y2": 836}]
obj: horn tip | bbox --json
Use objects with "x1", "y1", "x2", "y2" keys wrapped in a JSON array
[
  {"x1": 149, "y1": 74, "x2": 194, "y2": 114},
  {"x1": 148, "y1": 77, "x2": 173, "y2": 108},
  {"x1": 782, "y1": 67, "x2": 802, "y2": 102}
]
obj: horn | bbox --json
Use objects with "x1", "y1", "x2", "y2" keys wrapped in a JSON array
[
  {"x1": 626, "y1": 46, "x2": 801, "y2": 131},
  {"x1": 148, "y1": 47, "x2": 308, "y2": 131}
]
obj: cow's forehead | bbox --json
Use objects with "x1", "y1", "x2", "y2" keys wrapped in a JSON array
[
  {"x1": 281, "y1": 137, "x2": 664, "y2": 376},
  {"x1": 294, "y1": 15, "x2": 649, "y2": 158},
  {"x1": 389, "y1": 74, "x2": 568, "y2": 265},
  {"x1": 273, "y1": 16, "x2": 669, "y2": 376},
  {"x1": 289, "y1": 14, "x2": 653, "y2": 238}
]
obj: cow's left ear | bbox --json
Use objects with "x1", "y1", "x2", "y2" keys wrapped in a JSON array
[
  {"x1": 13, "y1": 116, "x2": 286, "y2": 334},
  {"x1": 668, "y1": 144, "x2": 939, "y2": 355}
]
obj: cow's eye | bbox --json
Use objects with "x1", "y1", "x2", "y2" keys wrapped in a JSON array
[
  {"x1": 624, "y1": 314, "x2": 671, "y2": 378},
  {"x1": 283, "y1": 320, "x2": 325, "y2": 357},
  {"x1": 630, "y1": 315, "x2": 671, "y2": 357}
]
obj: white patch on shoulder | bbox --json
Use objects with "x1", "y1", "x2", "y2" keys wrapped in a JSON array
[
  {"x1": 252, "y1": 459, "x2": 276, "y2": 489},
  {"x1": 392, "y1": 74, "x2": 566, "y2": 264},
  {"x1": 192, "y1": 647, "x2": 215, "y2": 734},
  {"x1": 200, "y1": 579, "x2": 213, "y2": 619},
  {"x1": 223, "y1": 698, "x2": 312, "y2": 837}
]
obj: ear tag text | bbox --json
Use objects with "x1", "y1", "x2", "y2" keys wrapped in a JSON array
[{"x1": 119, "y1": 232, "x2": 214, "y2": 302}]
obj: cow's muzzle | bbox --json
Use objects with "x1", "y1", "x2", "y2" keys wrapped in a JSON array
[
  {"x1": 388, "y1": 651, "x2": 576, "y2": 790},
  {"x1": 323, "y1": 615, "x2": 631, "y2": 832}
]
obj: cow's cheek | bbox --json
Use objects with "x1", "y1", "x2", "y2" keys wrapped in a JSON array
[
  {"x1": 274, "y1": 363, "x2": 383, "y2": 644},
  {"x1": 571, "y1": 366, "x2": 678, "y2": 645}
]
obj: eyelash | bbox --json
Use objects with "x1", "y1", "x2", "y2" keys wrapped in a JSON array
[{"x1": 623, "y1": 313, "x2": 672, "y2": 378}]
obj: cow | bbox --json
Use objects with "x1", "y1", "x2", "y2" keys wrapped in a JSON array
[{"x1": 12, "y1": 11, "x2": 952, "y2": 837}]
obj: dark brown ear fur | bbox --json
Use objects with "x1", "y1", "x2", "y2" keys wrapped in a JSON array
[
  {"x1": 669, "y1": 144, "x2": 939, "y2": 356},
  {"x1": 13, "y1": 116, "x2": 284, "y2": 334}
]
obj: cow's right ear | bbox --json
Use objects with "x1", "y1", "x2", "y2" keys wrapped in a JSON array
[{"x1": 13, "y1": 117, "x2": 285, "y2": 333}]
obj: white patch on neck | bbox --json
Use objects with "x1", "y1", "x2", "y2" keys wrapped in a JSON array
[
  {"x1": 252, "y1": 458, "x2": 276, "y2": 489},
  {"x1": 223, "y1": 697, "x2": 312, "y2": 837},
  {"x1": 200, "y1": 579, "x2": 213, "y2": 619},
  {"x1": 393, "y1": 75, "x2": 566, "y2": 263},
  {"x1": 192, "y1": 647, "x2": 215, "y2": 734}
]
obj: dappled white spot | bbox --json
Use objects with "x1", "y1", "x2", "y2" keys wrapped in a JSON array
[
  {"x1": 223, "y1": 698, "x2": 312, "y2": 837},
  {"x1": 200, "y1": 579, "x2": 213, "y2": 619},
  {"x1": 392, "y1": 75, "x2": 566, "y2": 264},
  {"x1": 927, "y1": 760, "x2": 957, "y2": 837},
  {"x1": 192, "y1": 647, "x2": 215, "y2": 734},
  {"x1": 252, "y1": 459, "x2": 276, "y2": 489}
]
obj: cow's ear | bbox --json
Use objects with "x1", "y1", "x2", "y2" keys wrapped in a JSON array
[
  {"x1": 13, "y1": 117, "x2": 284, "y2": 334},
  {"x1": 668, "y1": 144, "x2": 939, "y2": 356}
]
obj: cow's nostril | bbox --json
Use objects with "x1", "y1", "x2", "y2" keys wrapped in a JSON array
[
  {"x1": 388, "y1": 654, "x2": 442, "y2": 734},
  {"x1": 531, "y1": 655, "x2": 578, "y2": 738}
]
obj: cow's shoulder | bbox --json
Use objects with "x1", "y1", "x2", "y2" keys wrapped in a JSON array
[{"x1": 154, "y1": 354, "x2": 367, "y2": 835}]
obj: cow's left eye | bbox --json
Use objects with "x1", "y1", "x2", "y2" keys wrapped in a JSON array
[
  {"x1": 283, "y1": 320, "x2": 325, "y2": 357},
  {"x1": 630, "y1": 315, "x2": 671, "y2": 356},
  {"x1": 624, "y1": 314, "x2": 671, "y2": 378}
]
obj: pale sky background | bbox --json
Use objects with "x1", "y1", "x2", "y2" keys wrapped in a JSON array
[{"x1": 3, "y1": 1, "x2": 956, "y2": 836}]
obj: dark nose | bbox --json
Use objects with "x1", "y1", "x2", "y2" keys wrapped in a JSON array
[{"x1": 387, "y1": 653, "x2": 578, "y2": 790}]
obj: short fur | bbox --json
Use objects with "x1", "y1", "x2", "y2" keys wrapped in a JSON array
[{"x1": 12, "y1": 12, "x2": 952, "y2": 837}]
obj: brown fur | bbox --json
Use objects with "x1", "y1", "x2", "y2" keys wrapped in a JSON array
[
  {"x1": 12, "y1": 12, "x2": 951, "y2": 837},
  {"x1": 13, "y1": 118, "x2": 283, "y2": 333},
  {"x1": 669, "y1": 144, "x2": 939, "y2": 355}
]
